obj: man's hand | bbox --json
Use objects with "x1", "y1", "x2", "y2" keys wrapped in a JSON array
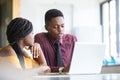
[{"x1": 63, "y1": 65, "x2": 70, "y2": 72}]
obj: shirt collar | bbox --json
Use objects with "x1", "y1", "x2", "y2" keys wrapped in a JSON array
[{"x1": 46, "y1": 33, "x2": 63, "y2": 45}]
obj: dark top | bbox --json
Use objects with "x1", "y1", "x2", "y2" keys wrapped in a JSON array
[{"x1": 35, "y1": 32, "x2": 77, "y2": 72}]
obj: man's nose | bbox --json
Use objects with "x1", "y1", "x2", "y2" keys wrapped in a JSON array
[{"x1": 58, "y1": 26, "x2": 63, "y2": 32}]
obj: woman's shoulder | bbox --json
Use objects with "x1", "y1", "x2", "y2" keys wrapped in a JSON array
[{"x1": 0, "y1": 45, "x2": 16, "y2": 57}]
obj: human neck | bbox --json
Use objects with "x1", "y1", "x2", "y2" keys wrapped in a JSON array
[{"x1": 17, "y1": 40, "x2": 25, "y2": 50}]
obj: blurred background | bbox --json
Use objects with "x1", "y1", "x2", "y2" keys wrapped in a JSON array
[{"x1": 0, "y1": 0, "x2": 120, "y2": 65}]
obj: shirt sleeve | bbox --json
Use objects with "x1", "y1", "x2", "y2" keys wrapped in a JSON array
[
  {"x1": 34, "y1": 34, "x2": 41, "y2": 43},
  {"x1": 73, "y1": 35, "x2": 77, "y2": 42},
  {"x1": 0, "y1": 56, "x2": 22, "y2": 69}
]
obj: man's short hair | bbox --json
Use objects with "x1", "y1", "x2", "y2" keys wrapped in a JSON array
[{"x1": 45, "y1": 9, "x2": 64, "y2": 24}]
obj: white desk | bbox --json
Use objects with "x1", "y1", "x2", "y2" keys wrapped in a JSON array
[{"x1": 32, "y1": 74, "x2": 120, "y2": 80}]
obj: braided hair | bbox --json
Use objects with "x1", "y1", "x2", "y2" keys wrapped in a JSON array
[{"x1": 6, "y1": 17, "x2": 33, "y2": 69}]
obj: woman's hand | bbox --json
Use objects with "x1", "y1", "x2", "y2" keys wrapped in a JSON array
[
  {"x1": 30, "y1": 43, "x2": 42, "y2": 58},
  {"x1": 38, "y1": 66, "x2": 51, "y2": 74},
  {"x1": 24, "y1": 66, "x2": 51, "y2": 76}
]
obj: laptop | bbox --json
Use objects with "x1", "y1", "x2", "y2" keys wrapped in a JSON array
[
  {"x1": 36, "y1": 42, "x2": 105, "y2": 77},
  {"x1": 68, "y1": 42, "x2": 105, "y2": 74}
]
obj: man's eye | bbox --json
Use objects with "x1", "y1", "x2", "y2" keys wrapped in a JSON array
[
  {"x1": 61, "y1": 25, "x2": 64, "y2": 28},
  {"x1": 53, "y1": 26, "x2": 58, "y2": 29}
]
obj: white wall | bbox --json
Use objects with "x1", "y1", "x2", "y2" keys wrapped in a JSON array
[
  {"x1": 20, "y1": 0, "x2": 102, "y2": 43},
  {"x1": 98, "y1": 0, "x2": 106, "y2": 3}
]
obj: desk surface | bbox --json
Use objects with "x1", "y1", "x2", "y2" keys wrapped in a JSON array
[{"x1": 32, "y1": 73, "x2": 120, "y2": 80}]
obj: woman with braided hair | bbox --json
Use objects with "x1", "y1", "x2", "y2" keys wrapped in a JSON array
[{"x1": 0, "y1": 17, "x2": 50, "y2": 75}]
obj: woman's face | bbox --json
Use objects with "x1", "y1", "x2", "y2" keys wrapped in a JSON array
[{"x1": 23, "y1": 32, "x2": 34, "y2": 47}]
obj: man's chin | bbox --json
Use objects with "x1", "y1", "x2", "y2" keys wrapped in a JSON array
[
  {"x1": 56, "y1": 34, "x2": 63, "y2": 39},
  {"x1": 58, "y1": 36, "x2": 63, "y2": 39}
]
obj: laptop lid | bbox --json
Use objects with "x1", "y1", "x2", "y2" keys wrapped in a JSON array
[{"x1": 69, "y1": 42, "x2": 105, "y2": 74}]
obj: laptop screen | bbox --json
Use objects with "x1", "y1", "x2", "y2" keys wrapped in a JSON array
[{"x1": 69, "y1": 42, "x2": 105, "y2": 74}]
